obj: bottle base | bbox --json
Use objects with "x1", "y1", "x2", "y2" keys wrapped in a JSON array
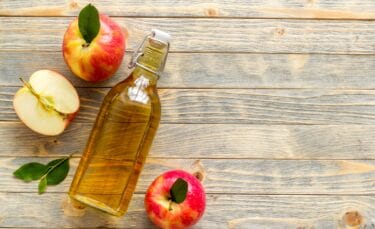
[{"x1": 69, "y1": 193, "x2": 125, "y2": 217}]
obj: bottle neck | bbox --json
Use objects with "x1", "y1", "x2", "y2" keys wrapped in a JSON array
[{"x1": 131, "y1": 38, "x2": 169, "y2": 86}]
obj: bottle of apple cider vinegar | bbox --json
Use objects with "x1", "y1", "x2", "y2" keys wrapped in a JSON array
[{"x1": 69, "y1": 29, "x2": 171, "y2": 216}]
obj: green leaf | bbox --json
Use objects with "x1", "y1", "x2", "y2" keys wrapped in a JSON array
[
  {"x1": 13, "y1": 162, "x2": 48, "y2": 182},
  {"x1": 38, "y1": 177, "x2": 47, "y2": 194},
  {"x1": 78, "y1": 4, "x2": 100, "y2": 44},
  {"x1": 12, "y1": 154, "x2": 74, "y2": 194},
  {"x1": 170, "y1": 178, "x2": 188, "y2": 204},
  {"x1": 46, "y1": 158, "x2": 70, "y2": 185}
]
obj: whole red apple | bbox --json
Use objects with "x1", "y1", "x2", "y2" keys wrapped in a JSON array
[
  {"x1": 145, "y1": 170, "x2": 206, "y2": 229},
  {"x1": 63, "y1": 4, "x2": 126, "y2": 82}
]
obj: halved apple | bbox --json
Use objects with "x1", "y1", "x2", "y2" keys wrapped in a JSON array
[{"x1": 13, "y1": 70, "x2": 80, "y2": 136}]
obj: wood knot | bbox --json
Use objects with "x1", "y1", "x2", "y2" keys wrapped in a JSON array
[
  {"x1": 209, "y1": 194, "x2": 219, "y2": 201},
  {"x1": 204, "y1": 8, "x2": 219, "y2": 17},
  {"x1": 274, "y1": 28, "x2": 285, "y2": 37},
  {"x1": 191, "y1": 160, "x2": 206, "y2": 183},
  {"x1": 69, "y1": 0, "x2": 79, "y2": 9},
  {"x1": 306, "y1": 0, "x2": 316, "y2": 7},
  {"x1": 343, "y1": 211, "x2": 363, "y2": 227},
  {"x1": 121, "y1": 26, "x2": 129, "y2": 40},
  {"x1": 62, "y1": 197, "x2": 86, "y2": 217},
  {"x1": 193, "y1": 171, "x2": 204, "y2": 181}
]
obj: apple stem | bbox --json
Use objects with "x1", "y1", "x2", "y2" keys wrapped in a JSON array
[
  {"x1": 19, "y1": 78, "x2": 35, "y2": 94},
  {"x1": 168, "y1": 199, "x2": 173, "y2": 211},
  {"x1": 18, "y1": 78, "x2": 68, "y2": 119},
  {"x1": 19, "y1": 78, "x2": 43, "y2": 103}
]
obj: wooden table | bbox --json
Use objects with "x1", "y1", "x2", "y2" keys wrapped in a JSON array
[{"x1": 1, "y1": 1, "x2": 375, "y2": 228}]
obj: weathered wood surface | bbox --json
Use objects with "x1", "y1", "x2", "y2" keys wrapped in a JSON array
[
  {"x1": 2, "y1": 87, "x2": 375, "y2": 124},
  {"x1": 1, "y1": 17, "x2": 375, "y2": 54},
  {"x1": 1, "y1": 0, "x2": 375, "y2": 19},
  {"x1": 1, "y1": 157, "x2": 375, "y2": 194},
  {"x1": 0, "y1": 193, "x2": 374, "y2": 228},
  {"x1": 1, "y1": 122, "x2": 375, "y2": 159},
  {"x1": 2, "y1": 51, "x2": 375, "y2": 89},
  {"x1": 1, "y1": 0, "x2": 375, "y2": 228}
]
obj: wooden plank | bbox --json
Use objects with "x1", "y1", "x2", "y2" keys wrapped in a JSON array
[
  {"x1": 2, "y1": 157, "x2": 375, "y2": 194},
  {"x1": 1, "y1": 87, "x2": 375, "y2": 125},
  {"x1": 1, "y1": 0, "x2": 375, "y2": 19},
  {"x1": 0, "y1": 193, "x2": 373, "y2": 228},
  {"x1": 2, "y1": 51, "x2": 375, "y2": 89},
  {"x1": 1, "y1": 122, "x2": 375, "y2": 159},
  {"x1": 1, "y1": 17, "x2": 374, "y2": 54}
]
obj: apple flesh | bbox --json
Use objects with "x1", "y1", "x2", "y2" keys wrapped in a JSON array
[
  {"x1": 145, "y1": 170, "x2": 206, "y2": 229},
  {"x1": 63, "y1": 14, "x2": 126, "y2": 82},
  {"x1": 13, "y1": 70, "x2": 79, "y2": 136}
]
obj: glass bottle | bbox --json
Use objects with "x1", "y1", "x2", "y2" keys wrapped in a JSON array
[{"x1": 69, "y1": 29, "x2": 171, "y2": 216}]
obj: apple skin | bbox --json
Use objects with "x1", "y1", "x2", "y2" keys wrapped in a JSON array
[
  {"x1": 145, "y1": 170, "x2": 206, "y2": 229},
  {"x1": 62, "y1": 14, "x2": 126, "y2": 82}
]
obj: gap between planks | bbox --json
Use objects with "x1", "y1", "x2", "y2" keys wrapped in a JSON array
[
  {"x1": 2, "y1": 50, "x2": 375, "y2": 55},
  {"x1": 0, "y1": 154, "x2": 374, "y2": 161},
  {"x1": 2, "y1": 156, "x2": 375, "y2": 161},
  {"x1": 2, "y1": 15, "x2": 375, "y2": 21},
  {"x1": 0, "y1": 191, "x2": 374, "y2": 197},
  {"x1": 4, "y1": 85, "x2": 375, "y2": 90}
]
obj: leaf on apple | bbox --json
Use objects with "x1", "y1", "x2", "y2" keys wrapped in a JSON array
[
  {"x1": 170, "y1": 178, "x2": 188, "y2": 204},
  {"x1": 79, "y1": 4, "x2": 100, "y2": 44}
]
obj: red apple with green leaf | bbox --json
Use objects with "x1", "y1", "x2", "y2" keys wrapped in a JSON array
[
  {"x1": 145, "y1": 170, "x2": 206, "y2": 229},
  {"x1": 63, "y1": 4, "x2": 126, "y2": 82}
]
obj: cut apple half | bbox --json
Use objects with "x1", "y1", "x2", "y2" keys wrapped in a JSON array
[{"x1": 13, "y1": 70, "x2": 80, "y2": 136}]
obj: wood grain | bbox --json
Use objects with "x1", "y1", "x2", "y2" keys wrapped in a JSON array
[
  {"x1": 1, "y1": 0, "x2": 375, "y2": 19},
  {"x1": 2, "y1": 51, "x2": 375, "y2": 89},
  {"x1": 2, "y1": 87, "x2": 375, "y2": 124},
  {"x1": 0, "y1": 193, "x2": 374, "y2": 228},
  {"x1": 1, "y1": 122, "x2": 375, "y2": 159},
  {"x1": 1, "y1": 17, "x2": 375, "y2": 54}
]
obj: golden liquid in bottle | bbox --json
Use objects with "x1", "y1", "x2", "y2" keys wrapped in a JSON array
[{"x1": 69, "y1": 39, "x2": 166, "y2": 216}]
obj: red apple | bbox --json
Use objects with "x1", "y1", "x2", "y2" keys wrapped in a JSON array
[
  {"x1": 145, "y1": 170, "x2": 206, "y2": 229},
  {"x1": 63, "y1": 4, "x2": 126, "y2": 82},
  {"x1": 13, "y1": 70, "x2": 80, "y2": 136}
]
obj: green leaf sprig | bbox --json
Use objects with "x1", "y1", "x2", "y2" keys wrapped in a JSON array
[
  {"x1": 79, "y1": 4, "x2": 100, "y2": 45},
  {"x1": 13, "y1": 154, "x2": 73, "y2": 194}
]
